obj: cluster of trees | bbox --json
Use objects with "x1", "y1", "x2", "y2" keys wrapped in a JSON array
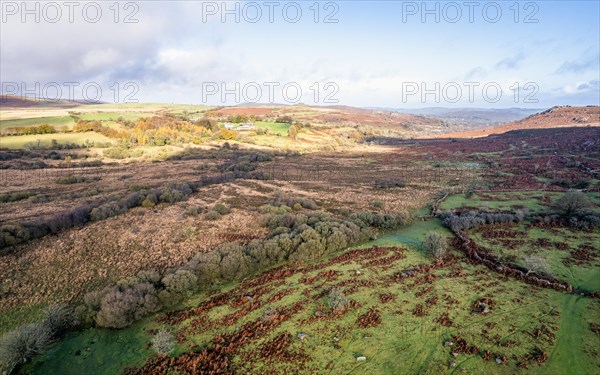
[
  {"x1": 73, "y1": 117, "x2": 214, "y2": 146},
  {"x1": 439, "y1": 210, "x2": 525, "y2": 233},
  {"x1": 439, "y1": 192, "x2": 598, "y2": 234},
  {"x1": 2, "y1": 124, "x2": 57, "y2": 136},
  {"x1": 531, "y1": 191, "x2": 599, "y2": 229},
  {"x1": 130, "y1": 116, "x2": 211, "y2": 146},
  {"x1": 222, "y1": 152, "x2": 273, "y2": 173},
  {"x1": 73, "y1": 120, "x2": 128, "y2": 139},
  {"x1": 78, "y1": 202, "x2": 412, "y2": 329},
  {"x1": 22, "y1": 140, "x2": 109, "y2": 151},
  {"x1": 275, "y1": 116, "x2": 293, "y2": 124}
]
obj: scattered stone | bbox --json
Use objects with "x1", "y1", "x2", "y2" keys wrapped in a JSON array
[
  {"x1": 496, "y1": 357, "x2": 503, "y2": 364},
  {"x1": 244, "y1": 295, "x2": 254, "y2": 301},
  {"x1": 297, "y1": 333, "x2": 307, "y2": 340},
  {"x1": 449, "y1": 360, "x2": 456, "y2": 367},
  {"x1": 451, "y1": 352, "x2": 458, "y2": 357},
  {"x1": 314, "y1": 310, "x2": 323, "y2": 317},
  {"x1": 356, "y1": 356, "x2": 367, "y2": 361},
  {"x1": 444, "y1": 340, "x2": 453, "y2": 346}
]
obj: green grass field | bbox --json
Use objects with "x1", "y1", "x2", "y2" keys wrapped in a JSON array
[
  {"x1": 472, "y1": 225, "x2": 600, "y2": 291},
  {"x1": 24, "y1": 214, "x2": 600, "y2": 374},
  {"x1": 77, "y1": 112, "x2": 153, "y2": 122},
  {"x1": 440, "y1": 191, "x2": 600, "y2": 213},
  {"x1": 0, "y1": 132, "x2": 113, "y2": 149},
  {"x1": 0, "y1": 116, "x2": 75, "y2": 131},
  {"x1": 255, "y1": 121, "x2": 291, "y2": 135}
]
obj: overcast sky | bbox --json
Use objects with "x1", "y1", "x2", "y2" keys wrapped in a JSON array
[{"x1": 1, "y1": 0, "x2": 599, "y2": 108}]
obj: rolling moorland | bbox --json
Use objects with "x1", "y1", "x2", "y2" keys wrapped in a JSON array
[{"x1": 0, "y1": 98, "x2": 599, "y2": 374}]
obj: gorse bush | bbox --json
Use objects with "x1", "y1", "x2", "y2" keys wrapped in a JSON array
[
  {"x1": 213, "y1": 203, "x2": 231, "y2": 215},
  {"x1": 0, "y1": 224, "x2": 30, "y2": 252},
  {"x1": 56, "y1": 175, "x2": 86, "y2": 185},
  {"x1": 205, "y1": 211, "x2": 221, "y2": 221},
  {"x1": 270, "y1": 195, "x2": 318, "y2": 210},
  {"x1": 0, "y1": 191, "x2": 35, "y2": 203}
]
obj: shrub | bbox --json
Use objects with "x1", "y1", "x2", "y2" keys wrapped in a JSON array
[
  {"x1": 90, "y1": 203, "x2": 125, "y2": 221},
  {"x1": 83, "y1": 289, "x2": 106, "y2": 311},
  {"x1": 95, "y1": 283, "x2": 161, "y2": 328},
  {"x1": 0, "y1": 224, "x2": 30, "y2": 251},
  {"x1": 184, "y1": 207, "x2": 201, "y2": 216},
  {"x1": 375, "y1": 180, "x2": 406, "y2": 189},
  {"x1": 524, "y1": 255, "x2": 551, "y2": 276},
  {"x1": 43, "y1": 305, "x2": 77, "y2": 338},
  {"x1": 270, "y1": 195, "x2": 318, "y2": 210},
  {"x1": 217, "y1": 243, "x2": 252, "y2": 281},
  {"x1": 205, "y1": 211, "x2": 221, "y2": 221},
  {"x1": 372, "y1": 200, "x2": 384, "y2": 209},
  {"x1": 0, "y1": 323, "x2": 51, "y2": 372},
  {"x1": 553, "y1": 192, "x2": 593, "y2": 218},
  {"x1": 136, "y1": 270, "x2": 161, "y2": 286},
  {"x1": 162, "y1": 270, "x2": 198, "y2": 295},
  {"x1": 103, "y1": 148, "x2": 130, "y2": 159},
  {"x1": 213, "y1": 203, "x2": 231, "y2": 215},
  {"x1": 327, "y1": 289, "x2": 348, "y2": 310},
  {"x1": 187, "y1": 252, "x2": 221, "y2": 284},
  {"x1": 56, "y1": 175, "x2": 86, "y2": 184},
  {"x1": 275, "y1": 115, "x2": 293, "y2": 124},
  {"x1": 151, "y1": 329, "x2": 175, "y2": 356},
  {"x1": 550, "y1": 178, "x2": 591, "y2": 189},
  {"x1": 422, "y1": 231, "x2": 447, "y2": 259},
  {"x1": 0, "y1": 191, "x2": 34, "y2": 203},
  {"x1": 141, "y1": 198, "x2": 156, "y2": 208},
  {"x1": 159, "y1": 188, "x2": 185, "y2": 204}
]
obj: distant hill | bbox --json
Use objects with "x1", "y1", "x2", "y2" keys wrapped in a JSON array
[
  {"x1": 437, "y1": 106, "x2": 600, "y2": 138},
  {"x1": 208, "y1": 104, "x2": 463, "y2": 135},
  {"x1": 0, "y1": 94, "x2": 98, "y2": 109},
  {"x1": 370, "y1": 107, "x2": 543, "y2": 127}
]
